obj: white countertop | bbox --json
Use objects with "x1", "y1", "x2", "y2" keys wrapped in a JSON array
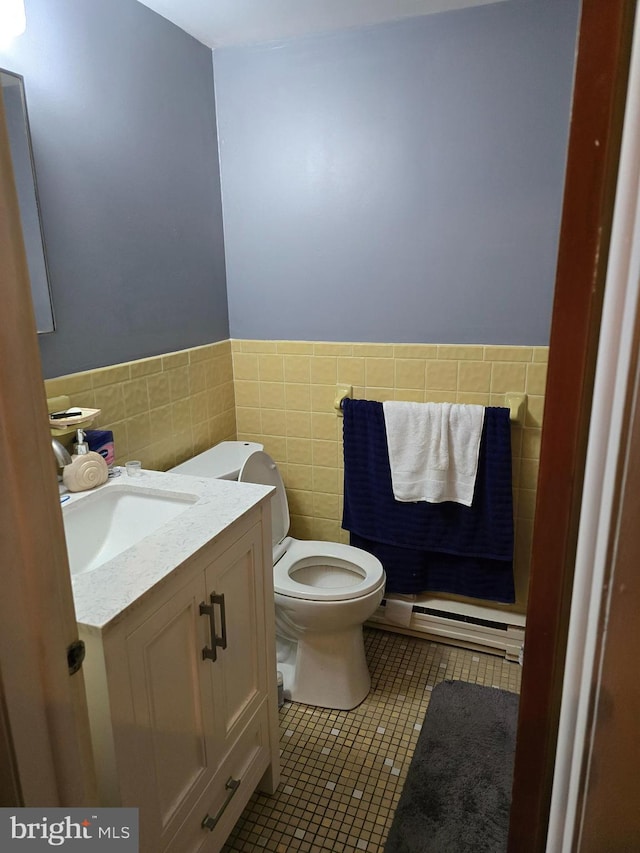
[{"x1": 66, "y1": 469, "x2": 272, "y2": 630}]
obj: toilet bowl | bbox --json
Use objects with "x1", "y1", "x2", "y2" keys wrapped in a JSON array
[{"x1": 170, "y1": 442, "x2": 385, "y2": 710}]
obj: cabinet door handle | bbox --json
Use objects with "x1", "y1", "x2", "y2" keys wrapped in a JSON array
[
  {"x1": 201, "y1": 777, "x2": 240, "y2": 831},
  {"x1": 199, "y1": 592, "x2": 227, "y2": 662},
  {"x1": 211, "y1": 592, "x2": 227, "y2": 650},
  {"x1": 199, "y1": 597, "x2": 217, "y2": 662}
]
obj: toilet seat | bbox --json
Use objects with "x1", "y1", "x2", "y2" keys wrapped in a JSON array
[
  {"x1": 238, "y1": 451, "x2": 385, "y2": 602},
  {"x1": 274, "y1": 538, "x2": 385, "y2": 602}
]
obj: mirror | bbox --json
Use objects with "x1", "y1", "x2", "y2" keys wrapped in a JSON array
[{"x1": 1, "y1": 68, "x2": 55, "y2": 333}]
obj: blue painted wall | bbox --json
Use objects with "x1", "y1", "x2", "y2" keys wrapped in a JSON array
[
  {"x1": 215, "y1": 0, "x2": 580, "y2": 345},
  {"x1": 2, "y1": 0, "x2": 580, "y2": 379},
  {"x1": 1, "y1": 0, "x2": 228, "y2": 378}
]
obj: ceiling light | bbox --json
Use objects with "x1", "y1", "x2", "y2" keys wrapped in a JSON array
[{"x1": 0, "y1": 0, "x2": 26, "y2": 48}]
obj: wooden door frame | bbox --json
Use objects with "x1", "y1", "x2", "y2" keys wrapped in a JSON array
[
  {"x1": 546, "y1": 6, "x2": 640, "y2": 845},
  {"x1": 0, "y1": 86, "x2": 96, "y2": 806},
  {"x1": 508, "y1": 0, "x2": 637, "y2": 849},
  {"x1": 576, "y1": 289, "x2": 640, "y2": 848}
]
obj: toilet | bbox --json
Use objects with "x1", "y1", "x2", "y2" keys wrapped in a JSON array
[{"x1": 171, "y1": 441, "x2": 385, "y2": 710}]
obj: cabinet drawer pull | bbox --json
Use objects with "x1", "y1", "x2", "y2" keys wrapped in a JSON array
[
  {"x1": 201, "y1": 777, "x2": 240, "y2": 831},
  {"x1": 199, "y1": 592, "x2": 227, "y2": 662}
]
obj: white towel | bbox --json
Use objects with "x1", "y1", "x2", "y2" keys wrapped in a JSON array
[{"x1": 382, "y1": 401, "x2": 485, "y2": 506}]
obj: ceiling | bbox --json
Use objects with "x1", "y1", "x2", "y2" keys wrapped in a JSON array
[{"x1": 135, "y1": 0, "x2": 508, "y2": 49}]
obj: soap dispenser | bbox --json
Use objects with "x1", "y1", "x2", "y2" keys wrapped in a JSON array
[
  {"x1": 62, "y1": 428, "x2": 109, "y2": 492},
  {"x1": 73, "y1": 428, "x2": 89, "y2": 457}
]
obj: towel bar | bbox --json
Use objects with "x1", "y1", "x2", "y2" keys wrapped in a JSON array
[{"x1": 335, "y1": 389, "x2": 527, "y2": 424}]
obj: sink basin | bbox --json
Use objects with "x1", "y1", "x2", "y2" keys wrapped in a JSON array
[{"x1": 62, "y1": 484, "x2": 198, "y2": 576}]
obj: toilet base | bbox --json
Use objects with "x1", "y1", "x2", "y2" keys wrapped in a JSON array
[{"x1": 276, "y1": 625, "x2": 371, "y2": 711}]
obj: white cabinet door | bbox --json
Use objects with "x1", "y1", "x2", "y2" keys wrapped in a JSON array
[
  {"x1": 122, "y1": 573, "x2": 215, "y2": 851},
  {"x1": 204, "y1": 522, "x2": 268, "y2": 761},
  {"x1": 164, "y1": 522, "x2": 274, "y2": 852}
]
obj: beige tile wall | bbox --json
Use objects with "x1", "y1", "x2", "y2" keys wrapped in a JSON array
[
  {"x1": 45, "y1": 338, "x2": 546, "y2": 614},
  {"x1": 232, "y1": 340, "x2": 548, "y2": 614},
  {"x1": 44, "y1": 341, "x2": 236, "y2": 471}
]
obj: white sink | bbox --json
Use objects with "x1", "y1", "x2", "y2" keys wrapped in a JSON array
[{"x1": 62, "y1": 484, "x2": 198, "y2": 576}]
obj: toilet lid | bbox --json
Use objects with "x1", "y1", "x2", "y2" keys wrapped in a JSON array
[
  {"x1": 170, "y1": 441, "x2": 263, "y2": 480},
  {"x1": 238, "y1": 451, "x2": 290, "y2": 549},
  {"x1": 274, "y1": 539, "x2": 385, "y2": 601}
]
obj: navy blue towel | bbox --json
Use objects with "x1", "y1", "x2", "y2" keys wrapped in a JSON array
[{"x1": 342, "y1": 400, "x2": 515, "y2": 603}]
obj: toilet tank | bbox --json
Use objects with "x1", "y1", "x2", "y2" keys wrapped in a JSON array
[{"x1": 169, "y1": 441, "x2": 263, "y2": 481}]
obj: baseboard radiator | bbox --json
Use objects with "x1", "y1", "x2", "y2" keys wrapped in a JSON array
[{"x1": 367, "y1": 596, "x2": 525, "y2": 662}]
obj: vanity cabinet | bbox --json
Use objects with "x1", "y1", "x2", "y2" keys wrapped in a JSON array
[{"x1": 80, "y1": 503, "x2": 280, "y2": 853}]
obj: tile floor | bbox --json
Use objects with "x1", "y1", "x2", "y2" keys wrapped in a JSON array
[{"x1": 223, "y1": 628, "x2": 522, "y2": 853}]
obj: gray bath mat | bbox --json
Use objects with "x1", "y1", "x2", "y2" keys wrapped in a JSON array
[{"x1": 384, "y1": 680, "x2": 518, "y2": 853}]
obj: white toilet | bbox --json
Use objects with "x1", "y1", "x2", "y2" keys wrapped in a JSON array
[{"x1": 171, "y1": 441, "x2": 385, "y2": 710}]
